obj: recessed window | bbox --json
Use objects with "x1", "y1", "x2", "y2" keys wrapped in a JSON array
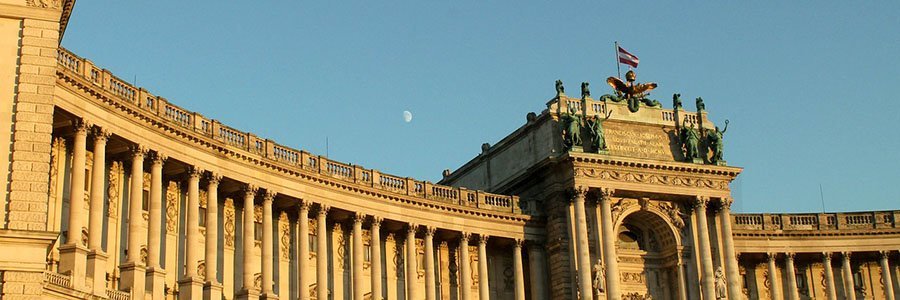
[
  {"x1": 199, "y1": 207, "x2": 207, "y2": 227},
  {"x1": 254, "y1": 222, "x2": 263, "y2": 241},
  {"x1": 141, "y1": 190, "x2": 149, "y2": 211},
  {"x1": 309, "y1": 235, "x2": 317, "y2": 253}
]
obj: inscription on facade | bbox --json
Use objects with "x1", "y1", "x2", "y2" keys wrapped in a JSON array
[{"x1": 604, "y1": 122, "x2": 675, "y2": 161}]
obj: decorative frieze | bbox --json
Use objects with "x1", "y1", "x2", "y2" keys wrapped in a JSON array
[{"x1": 575, "y1": 167, "x2": 730, "y2": 191}]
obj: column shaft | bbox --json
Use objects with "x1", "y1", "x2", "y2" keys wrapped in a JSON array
[
  {"x1": 242, "y1": 186, "x2": 257, "y2": 291},
  {"x1": 572, "y1": 187, "x2": 594, "y2": 300},
  {"x1": 205, "y1": 174, "x2": 221, "y2": 282},
  {"x1": 425, "y1": 227, "x2": 437, "y2": 300},
  {"x1": 513, "y1": 240, "x2": 525, "y2": 300},
  {"x1": 841, "y1": 252, "x2": 856, "y2": 300},
  {"x1": 785, "y1": 253, "x2": 799, "y2": 300},
  {"x1": 87, "y1": 129, "x2": 108, "y2": 251},
  {"x1": 185, "y1": 168, "x2": 202, "y2": 277},
  {"x1": 371, "y1": 218, "x2": 383, "y2": 300},
  {"x1": 67, "y1": 122, "x2": 88, "y2": 246},
  {"x1": 147, "y1": 153, "x2": 165, "y2": 268},
  {"x1": 598, "y1": 189, "x2": 620, "y2": 300},
  {"x1": 478, "y1": 235, "x2": 490, "y2": 300},
  {"x1": 262, "y1": 191, "x2": 275, "y2": 295},
  {"x1": 881, "y1": 252, "x2": 896, "y2": 300},
  {"x1": 406, "y1": 224, "x2": 419, "y2": 300},
  {"x1": 676, "y1": 262, "x2": 688, "y2": 300},
  {"x1": 298, "y1": 202, "x2": 310, "y2": 300},
  {"x1": 718, "y1": 199, "x2": 742, "y2": 300},
  {"x1": 127, "y1": 146, "x2": 146, "y2": 263},
  {"x1": 822, "y1": 253, "x2": 837, "y2": 300},
  {"x1": 316, "y1": 206, "x2": 329, "y2": 300},
  {"x1": 767, "y1": 253, "x2": 783, "y2": 300},
  {"x1": 693, "y1": 197, "x2": 716, "y2": 300},
  {"x1": 459, "y1": 233, "x2": 472, "y2": 300},
  {"x1": 352, "y1": 214, "x2": 365, "y2": 300}
]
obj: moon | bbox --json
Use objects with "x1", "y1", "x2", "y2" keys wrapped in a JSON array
[{"x1": 403, "y1": 110, "x2": 413, "y2": 123}]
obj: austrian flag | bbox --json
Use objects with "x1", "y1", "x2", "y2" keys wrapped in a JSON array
[{"x1": 617, "y1": 46, "x2": 640, "y2": 68}]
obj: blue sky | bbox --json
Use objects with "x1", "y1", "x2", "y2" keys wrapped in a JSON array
[{"x1": 62, "y1": 2, "x2": 900, "y2": 213}]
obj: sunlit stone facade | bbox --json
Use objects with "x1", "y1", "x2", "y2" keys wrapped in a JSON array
[{"x1": 0, "y1": 2, "x2": 898, "y2": 300}]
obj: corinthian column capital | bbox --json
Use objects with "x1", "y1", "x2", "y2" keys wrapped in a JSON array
[
  {"x1": 206, "y1": 172, "x2": 222, "y2": 185},
  {"x1": 73, "y1": 118, "x2": 93, "y2": 133},
  {"x1": 692, "y1": 196, "x2": 710, "y2": 210},
  {"x1": 91, "y1": 126, "x2": 111, "y2": 142}
]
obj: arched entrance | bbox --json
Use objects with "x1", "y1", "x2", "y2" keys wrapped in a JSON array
[{"x1": 615, "y1": 209, "x2": 682, "y2": 300}]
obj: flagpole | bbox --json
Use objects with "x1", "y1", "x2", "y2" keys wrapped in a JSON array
[{"x1": 615, "y1": 41, "x2": 621, "y2": 79}]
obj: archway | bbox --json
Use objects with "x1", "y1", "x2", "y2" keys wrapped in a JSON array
[{"x1": 615, "y1": 209, "x2": 681, "y2": 300}]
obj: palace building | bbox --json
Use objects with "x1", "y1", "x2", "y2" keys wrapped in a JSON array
[{"x1": 1, "y1": 2, "x2": 899, "y2": 300}]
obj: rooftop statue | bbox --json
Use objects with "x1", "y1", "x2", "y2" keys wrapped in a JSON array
[
  {"x1": 673, "y1": 93, "x2": 683, "y2": 110},
  {"x1": 680, "y1": 119, "x2": 701, "y2": 163},
  {"x1": 555, "y1": 79, "x2": 565, "y2": 96},
  {"x1": 588, "y1": 110, "x2": 612, "y2": 152},
  {"x1": 581, "y1": 82, "x2": 591, "y2": 99},
  {"x1": 606, "y1": 70, "x2": 660, "y2": 113},
  {"x1": 706, "y1": 120, "x2": 729, "y2": 165},
  {"x1": 696, "y1": 97, "x2": 706, "y2": 111},
  {"x1": 560, "y1": 106, "x2": 583, "y2": 150}
]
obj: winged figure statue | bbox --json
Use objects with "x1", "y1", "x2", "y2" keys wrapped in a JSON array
[{"x1": 606, "y1": 70, "x2": 657, "y2": 100}]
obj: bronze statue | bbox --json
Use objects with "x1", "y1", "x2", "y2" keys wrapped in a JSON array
[
  {"x1": 555, "y1": 79, "x2": 565, "y2": 95},
  {"x1": 673, "y1": 93, "x2": 682, "y2": 110},
  {"x1": 681, "y1": 120, "x2": 701, "y2": 162},
  {"x1": 696, "y1": 97, "x2": 706, "y2": 111},
  {"x1": 606, "y1": 70, "x2": 658, "y2": 112},
  {"x1": 581, "y1": 82, "x2": 591, "y2": 99},
  {"x1": 560, "y1": 107, "x2": 583, "y2": 149},
  {"x1": 588, "y1": 110, "x2": 612, "y2": 152},
  {"x1": 705, "y1": 120, "x2": 728, "y2": 164}
]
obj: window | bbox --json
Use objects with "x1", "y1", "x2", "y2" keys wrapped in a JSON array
[
  {"x1": 199, "y1": 207, "x2": 207, "y2": 227},
  {"x1": 364, "y1": 246, "x2": 371, "y2": 262},
  {"x1": 254, "y1": 221, "x2": 263, "y2": 241},
  {"x1": 141, "y1": 190, "x2": 149, "y2": 211},
  {"x1": 796, "y1": 268, "x2": 808, "y2": 295},
  {"x1": 309, "y1": 234, "x2": 317, "y2": 253}
]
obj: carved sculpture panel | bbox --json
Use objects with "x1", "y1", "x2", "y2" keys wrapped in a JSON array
[
  {"x1": 576, "y1": 167, "x2": 730, "y2": 191},
  {"x1": 165, "y1": 181, "x2": 179, "y2": 232},
  {"x1": 224, "y1": 198, "x2": 235, "y2": 248}
]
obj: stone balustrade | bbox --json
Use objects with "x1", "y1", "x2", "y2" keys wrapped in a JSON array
[
  {"x1": 56, "y1": 47, "x2": 521, "y2": 214},
  {"x1": 732, "y1": 210, "x2": 900, "y2": 231},
  {"x1": 546, "y1": 93, "x2": 707, "y2": 127}
]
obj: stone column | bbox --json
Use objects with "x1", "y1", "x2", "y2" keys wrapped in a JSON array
[
  {"x1": 785, "y1": 253, "x2": 800, "y2": 300},
  {"x1": 820, "y1": 252, "x2": 837, "y2": 300},
  {"x1": 204, "y1": 173, "x2": 223, "y2": 300},
  {"x1": 238, "y1": 185, "x2": 260, "y2": 299},
  {"x1": 598, "y1": 188, "x2": 620, "y2": 300},
  {"x1": 261, "y1": 190, "x2": 276, "y2": 299},
  {"x1": 425, "y1": 226, "x2": 437, "y2": 300},
  {"x1": 371, "y1": 217, "x2": 384, "y2": 300},
  {"x1": 881, "y1": 251, "x2": 896, "y2": 300},
  {"x1": 459, "y1": 232, "x2": 472, "y2": 300},
  {"x1": 572, "y1": 186, "x2": 594, "y2": 300},
  {"x1": 717, "y1": 198, "x2": 742, "y2": 300},
  {"x1": 86, "y1": 126, "x2": 110, "y2": 294},
  {"x1": 297, "y1": 201, "x2": 311, "y2": 300},
  {"x1": 766, "y1": 253, "x2": 783, "y2": 300},
  {"x1": 59, "y1": 120, "x2": 90, "y2": 290},
  {"x1": 316, "y1": 205, "x2": 330, "y2": 300},
  {"x1": 527, "y1": 241, "x2": 548, "y2": 300},
  {"x1": 119, "y1": 145, "x2": 147, "y2": 299},
  {"x1": 179, "y1": 167, "x2": 205, "y2": 300},
  {"x1": 406, "y1": 224, "x2": 419, "y2": 300},
  {"x1": 513, "y1": 239, "x2": 525, "y2": 300},
  {"x1": 353, "y1": 213, "x2": 366, "y2": 300},
  {"x1": 675, "y1": 260, "x2": 688, "y2": 300},
  {"x1": 841, "y1": 252, "x2": 856, "y2": 300},
  {"x1": 692, "y1": 196, "x2": 716, "y2": 300},
  {"x1": 478, "y1": 235, "x2": 490, "y2": 300},
  {"x1": 146, "y1": 152, "x2": 166, "y2": 299}
]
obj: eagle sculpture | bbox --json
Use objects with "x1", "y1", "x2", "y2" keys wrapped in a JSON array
[{"x1": 606, "y1": 70, "x2": 658, "y2": 100}]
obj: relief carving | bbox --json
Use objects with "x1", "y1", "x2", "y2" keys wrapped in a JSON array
[
  {"x1": 575, "y1": 167, "x2": 730, "y2": 190},
  {"x1": 26, "y1": 0, "x2": 61, "y2": 9},
  {"x1": 107, "y1": 161, "x2": 121, "y2": 217},
  {"x1": 166, "y1": 181, "x2": 179, "y2": 232},
  {"x1": 224, "y1": 198, "x2": 235, "y2": 248},
  {"x1": 279, "y1": 212, "x2": 290, "y2": 260},
  {"x1": 656, "y1": 201, "x2": 687, "y2": 229},
  {"x1": 610, "y1": 198, "x2": 637, "y2": 224}
]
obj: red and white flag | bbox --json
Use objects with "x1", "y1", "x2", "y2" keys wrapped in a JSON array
[{"x1": 617, "y1": 46, "x2": 639, "y2": 68}]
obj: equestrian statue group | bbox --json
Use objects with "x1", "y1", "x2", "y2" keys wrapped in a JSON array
[{"x1": 555, "y1": 71, "x2": 729, "y2": 165}]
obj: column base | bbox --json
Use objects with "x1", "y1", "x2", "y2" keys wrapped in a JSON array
[
  {"x1": 146, "y1": 266, "x2": 166, "y2": 300},
  {"x1": 58, "y1": 243, "x2": 89, "y2": 291},
  {"x1": 86, "y1": 250, "x2": 108, "y2": 295},
  {"x1": 178, "y1": 276, "x2": 204, "y2": 300},
  {"x1": 119, "y1": 262, "x2": 147, "y2": 299},
  {"x1": 203, "y1": 281, "x2": 224, "y2": 300},
  {"x1": 236, "y1": 288, "x2": 261, "y2": 300},
  {"x1": 261, "y1": 291, "x2": 279, "y2": 300}
]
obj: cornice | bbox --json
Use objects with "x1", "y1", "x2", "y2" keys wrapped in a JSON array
[
  {"x1": 733, "y1": 228, "x2": 900, "y2": 238},
  {"x1": 568, "y1": 152, "x2": 743, "y2": 179},
  {"x1": 57, "y1": 67, "x2": 531, "y2": 225}
]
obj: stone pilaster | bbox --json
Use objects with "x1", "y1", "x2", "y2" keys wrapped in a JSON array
[
  {"x1": 59, "y1": 120, "x2": 89, "y2": 290},
  {"x1": 571, "y1": 186, "x2": 593, "y2": 300},
  {"x1": 119, "y1": 144, "x2": 147, "y2": 299},
  {"x1": 316, "y1": 205, "x2": 329, "y2": 300},
  {"x1": 425, "y1": 226, "x2": 437, "y2": 300},
  {"x1": 841, "y1": 252, "x2": 856, "y2": 300},
  {"x1": 406, "y1": 223, "x2": 419, "y2": 300},
  {"x1": 822, "y1": 252, "x2": 837, "y2": 300},
  {"x1": 478, "y1": 234, "x2": 490, "y2": 300},
  {"x1": 370, "y1": 217, "x2": 383, "y2": 300},
  {"x1": 597, "y1": 188, "x2": 620, "y2": 300},
  {"x1": 203, "y1": 172, "x2": 223, "y2": 300},
  {"x1": 767, "y1": 252, "x2": 783, "y2": 300},
  {"x1": 692, "y1": 196, "x2": 716, "y2": 300},
  {"x1": 717, "y1": 198, "x2": 742, "y2": 300},
  {"x1": 880, "y1": 251, "x2": 895, "y2": 300},
  {"x1": 297, "y1": 201, "x2": 311, "y2": 300},
  {"x1": 146, "y1": 152, "x2": 166, "y2": 300},
  {"x1": 459, "y1": 232, "x2": 472, "y2": 300},
  {"x1": 179, "y1": 166, "x2": 205, "y2": 300},
  {"x1": 86, "y1": 126, "x2": 109, "y2": 295},
  {"x1": 353, "y1": 213, "x2": 366, "y2": 300},
  {"x1": 261, "y1": 190, "x2": 276, "y2": 299},
  {"x1": 513, "y1": 239, "x2": 526, "y2": 300}
]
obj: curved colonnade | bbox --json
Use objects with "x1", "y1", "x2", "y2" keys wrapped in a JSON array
[{"x1": 49, "y1": 48, "x2": 540, "y2": 300}]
